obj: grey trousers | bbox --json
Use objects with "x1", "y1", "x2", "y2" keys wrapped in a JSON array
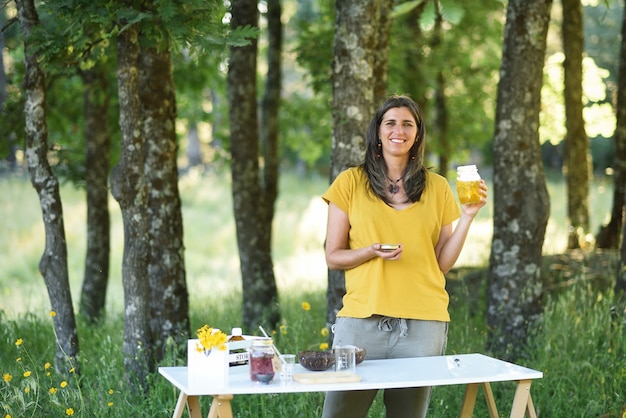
[{"x1": 321, "y1": 316, "x2": 448, "y2": 418}]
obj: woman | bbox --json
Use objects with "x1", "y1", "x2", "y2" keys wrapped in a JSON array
[{"x1": 321, "y1": 94, "x2": 487, "y2": 418}]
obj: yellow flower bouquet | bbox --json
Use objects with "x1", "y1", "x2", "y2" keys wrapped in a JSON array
[{"x1": 195, "y1": 325, "x2": 228, "y2": 355}]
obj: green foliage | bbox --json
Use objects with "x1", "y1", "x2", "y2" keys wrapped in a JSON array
[
  {"x1": 583, "y1": 0, "x2": 622, "y2": 89},
  {"x1": 1, "y1": 270, "x2": 623, "y2": 416},
  {"x1": 389, "y1": 0, "x2": 504, "y2": 162},
  {"x1": 280, "y1": 94, "x2": 332, "y2": 170},
  {"x1": 530, "y1": 283, "x2": 625, "y2": 417},
  {"x1": 292, "y1": 0, "x2": 334, "y2": 95},
  {"x1": 540, "y1": 53, "x2": 616, "y2": 145}
]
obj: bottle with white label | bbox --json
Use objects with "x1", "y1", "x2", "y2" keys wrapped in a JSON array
[{"x1": 228, "y1": 327, "x2": 248, "y2": 366}]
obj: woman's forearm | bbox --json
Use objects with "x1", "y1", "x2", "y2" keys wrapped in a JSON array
[
  {"x1": 437, "y1": 214, "x2": 474, "y2": 273},
  {"x1": 326, "y1": 246, "x2": 377, "y2": 270}
]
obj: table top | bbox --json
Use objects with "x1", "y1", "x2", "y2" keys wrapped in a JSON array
[{"x1": 158, "y1": 353, "x2": 543, "y2": 396}]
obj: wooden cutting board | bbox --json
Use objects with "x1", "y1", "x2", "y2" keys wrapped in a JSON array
[{"x1": 293, "y1": 372, "x2": 361, "y2": 384}]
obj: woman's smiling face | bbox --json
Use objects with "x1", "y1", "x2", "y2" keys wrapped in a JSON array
[{"x1": 378, "y1": 106, "x2": 418, "y2": 157}]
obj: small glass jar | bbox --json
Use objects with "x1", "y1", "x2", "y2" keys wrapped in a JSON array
[
  {"x1": 456, "y1": 165, "x2": 482, "y2": 204},
  {"x1": 249, "y1": 337, "x2": 275, "y2": 384}
]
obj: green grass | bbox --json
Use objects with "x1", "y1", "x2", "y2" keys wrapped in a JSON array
[{"x1": 0, "y1": 168, "x2": 624, "y2": 417}]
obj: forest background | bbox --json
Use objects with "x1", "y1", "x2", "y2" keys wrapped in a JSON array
[{"x1": 0, "y1": 0, "x2": 625, "y2": 417}]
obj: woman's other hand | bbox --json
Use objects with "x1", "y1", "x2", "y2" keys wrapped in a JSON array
[{"x1": 373, "y1": 243, "x2": 402, "y2": 260}]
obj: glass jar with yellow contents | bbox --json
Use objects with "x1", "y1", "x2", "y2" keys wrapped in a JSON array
[{"x1": 456, "y1": 165, "x2": 482, "y2": 204}]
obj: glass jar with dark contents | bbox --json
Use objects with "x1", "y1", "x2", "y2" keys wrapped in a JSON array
[{"x1": 249, "y1": 337, "x2": 275, "y2": 384}]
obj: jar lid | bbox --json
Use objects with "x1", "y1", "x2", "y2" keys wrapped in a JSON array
[
  {"x1": 457, "y1": 164, "x2": 477, "y2": 172},
  {"x1": 231, "y1": 327, "x2": 243, "y2": 336},
  {"x1": 252, "y1": 337, "x2": 273, "y2": 346}
]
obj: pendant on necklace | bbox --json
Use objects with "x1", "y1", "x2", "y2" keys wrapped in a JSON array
[{"x1": 388, "y1": 177, "x2": 401, "y2": 195}]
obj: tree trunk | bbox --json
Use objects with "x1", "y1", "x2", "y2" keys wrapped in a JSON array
[
  {"x1": 16, "y1": 0, "x2": 79, "y2": 373},
  {"x1": 326, "y1": 0, "x2": 380, "y2": 334},
  {"x1": 373, "y1": 0, "x2": 393, "y2": 105},
  {"x1": 487, "y1": 0, "x2": 552, "y2": 361},
  {"x1": 139, "y1": 44, "x2": 190, "y2": 360},
  {"x1": 260, "y1": 0, "x2": 282, "y2": 227},
  {"x1": 0, "y1": 8, "x2": 17, "y2": 170},
  {"x1": 614, "y1": 4, "x2": 626, "y2": 307},
  {"x1": 186, "y1": 122, "x2": 203, "y2": 168},
  {"x1": 110, "y1": 23, "x2": 152, "y2": 390},
  {"x1": 597, "y1": 3, "x2": 626, "y2": 251},
  {"x1": 432, "y1": 5, "x2": 450, "y2": 176},
  {"x1": 228, "y1": 0, "x2": 280, "y2": 331},
  {"x1": 562, "y1": 0, "x2": 590, "y2": 250},
  {"x1": 79, "y1": 64, "x2": 111, "y2": 323}
]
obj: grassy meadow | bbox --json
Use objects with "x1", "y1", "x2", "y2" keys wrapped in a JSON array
[{"x1": 0, "y1": 167, "x2": 624, "y2": 417}]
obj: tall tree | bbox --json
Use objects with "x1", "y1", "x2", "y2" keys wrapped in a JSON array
[
  {"x1": 432, "y1": 3, "x2": 450, "y2": 175},
  {"x1": 562, "y1": 0, "x2": 591, "y2": 249},
  {"x1": 615, "y1": 2, "x2": 626, "y2": 307},
  {"x1": 260, "y1": 0, "x2": 282, "y2": 232},
  {"x1": 110, "y1": 22, "x2": 152, "y2": 389},
  {"x1": 0, "y1": 8, "x2": 6, "y2": 137},
  {"x1": 0, "y1": 7, "x2": 20, "y2": 169},
  {"x1": 597, "y1": 3, "x2": 626, "y2": 250},
  {"x1": 228, "y1": 0, "x2": 280, "y2": 331},
  {"x1": 326, "y1": 0, "x2": 384, "y2": 332},
  {"x1": 15, "y1": 0, "x2": 79, "y2": 373},
  {"x1": 79, "y1": 62, "x2": 112, "y2": 323},
  {"x1": 139, "y1": 43, "x2": 189, "y2": 359},
  {"x1": 487, "y1": 0, "x2": 552, "y2": 361}
]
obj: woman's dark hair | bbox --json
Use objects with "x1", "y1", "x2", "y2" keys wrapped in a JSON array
[{"x1": 363, "y1": 94, "x2": 427, "y2": 204}]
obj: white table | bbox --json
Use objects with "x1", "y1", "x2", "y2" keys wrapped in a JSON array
[{"x1": 158, "y1": 353, "x2": 542, "y2": 418}]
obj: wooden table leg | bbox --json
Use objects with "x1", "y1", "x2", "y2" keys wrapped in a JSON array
[
  {"x1": 481, "y1": 382, "x2": 499, "y2": 418},
  {"x1": 525, "y1": 391, "x2": 537, "y2": 418},
  {"x1": 460, "y1": 383, "x2": 479, "y2": 418},
  {"x1": 510, "y1": 379, "x2": 535, "y2": 418},
  {"x1": 172, "y1": 392, "x2": 187, "y2": 418},
  {"x1": 460, "y1": 382, "x2": 499, "y2": 418},
  {"x1": 186, "y1": 395, "x2": 203, "y2": 418},
  {"x1": 207, "y1": 394, "x2": 234, "y2": 418}
]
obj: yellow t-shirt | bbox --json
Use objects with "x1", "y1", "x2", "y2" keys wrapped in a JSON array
[{"x1": 322, "y1": 167, "x2": 460, "y2": 322}]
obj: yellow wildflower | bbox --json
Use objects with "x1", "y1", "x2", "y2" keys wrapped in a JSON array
[
  {"x1": 320, "y1": 327, "x2": 329, "y2": 337},
  {"x1": 49, "y1": 387, "x2": 57, "y2": 394},
  {"x1": 16, "y1": 358, "x2": 21, "y2": 363},
  {"x1": 44, "y1": 362, "x2": 51, "y2": 370},
  {"x1": 15, "y1": 339, "x2": 23, "y2": 347},
  {"x1": 319, "y1": 342, "x2": 329, "y2": 350},
  {"x1": 107, "y1": 402, "x2": 114, "y2": 407},
  {"x1": 196, "y1": 325, "x2": 228, "y2": 352},
  {"x1": 24, "y1": 387, "x2": 29, "y2": 393},
  {"x1": 66, "y1": 408, "x2": 74, "y2": 416},
  {"x1": 108, "y1": 389, "x2": 114, "y2": 395},
  {"x1": 46, "y1": 372, "x2": 51, "y2": 376},
  {"x1": 60, "y1": 381, "x2": 67, "y2": 388},
  {"x1": 6, "y1": 414, "x2": 12, "y2": 418},
  {"x1": 50, "y1": 311, "x2": 56, "y2": 317},
  {"x1": 279, "y1": 324, "x2": 287, "y2": 335},
  {"x1": 3, "y1": 373, "x2": 11, "y2": 383},
  {"x1": 301, "y1": 301, "x2": 311, "y2": 311},
  {"x1": 69, "y1": 367, "x2": 75, "y2": 373},
  {"x1": 23, "y1": 371, "x2": 31, "y2": 378}
]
